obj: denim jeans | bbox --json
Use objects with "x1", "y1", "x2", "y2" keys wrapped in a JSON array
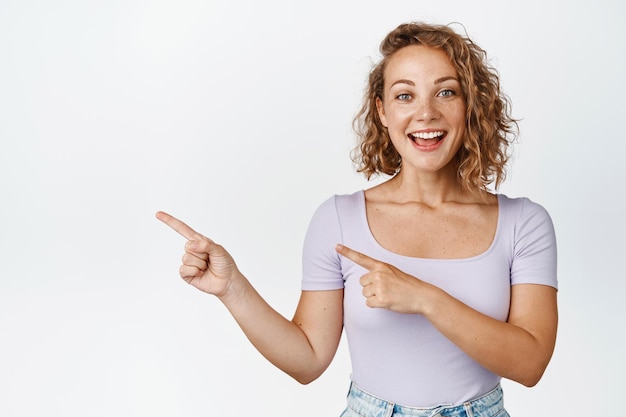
[{"x1": 340, "y1": 382, "x2": 510, "y2": 417}]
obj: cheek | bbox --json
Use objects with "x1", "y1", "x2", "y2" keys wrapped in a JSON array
[
  {"x1": 445, "y1": 104, "x2": 467, "y2": 133},
  {"x1": 384, "y1": 106, "x2": 413, "y2": 127},
  {"x1": 454, "y1": 102, "x2": 467, "y2": 123}
]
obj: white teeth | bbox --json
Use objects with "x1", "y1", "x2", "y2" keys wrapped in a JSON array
[{"x1": 410, "y1": 131, "x2": 445, "y2": 139}]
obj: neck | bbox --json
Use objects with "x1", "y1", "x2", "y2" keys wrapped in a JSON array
[{"x1": 380, "y1": 167, "x2": 486, "y2": 207}]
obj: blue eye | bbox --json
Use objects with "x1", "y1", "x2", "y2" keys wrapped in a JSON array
[
  {"x1": 397, "y1": 93, "x2": 412, "y2": 101},
  {"x1": 438, "y1": 89, "x2": 455, "y2": 97}
]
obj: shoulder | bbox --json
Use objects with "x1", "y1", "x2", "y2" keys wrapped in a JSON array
[
  {"x1": 499, "y1": 194, "x2": 558, "y2": 287},
  {"x1": 497, "y1": 194, "x2": 556, "y2": 248},
  {"x1": 311, "y1": 190, "x2": 364, "y2": 218},
  {"x1": 498, "y1": 194, "x2": 554, "y2": 227}
]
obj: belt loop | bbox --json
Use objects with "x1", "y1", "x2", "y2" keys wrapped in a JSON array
[
  {"x1": 463, "y1": 402, "x2": 474, "y2": 417},
  {"x1": 463, "y1": 403, "x2": 474, "y2": 417}
]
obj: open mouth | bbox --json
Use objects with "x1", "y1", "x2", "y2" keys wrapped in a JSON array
[{"x1": 408, "y1": 131, "x2": 446, "y2": 147}]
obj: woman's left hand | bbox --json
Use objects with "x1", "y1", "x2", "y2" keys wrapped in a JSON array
[
  {"x1": 335, "y1": 244, "x2": 432, "y2": 314},
  {"x1": 336, "y1": 244, "x2": 558, "y2": 387}
]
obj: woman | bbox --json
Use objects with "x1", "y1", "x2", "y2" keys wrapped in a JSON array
[{"x1": 157, "y1": 22, "x2": 558, "y2": 416}]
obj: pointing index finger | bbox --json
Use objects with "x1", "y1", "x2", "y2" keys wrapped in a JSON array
[
  {"x1": 156, "y1": 211, "x2": 203, "y2": 241},
  {"x1": 335, "y1": 244, "x2": 380, "y2": 271}
]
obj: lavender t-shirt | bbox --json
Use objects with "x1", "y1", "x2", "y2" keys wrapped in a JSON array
[{"x1": 301, "y1": 191, "x2": 557, "y2": 407}]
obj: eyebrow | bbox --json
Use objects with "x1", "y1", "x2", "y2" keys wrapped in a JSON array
[
  {"x1": 434, "y1": 76, "x2": 459, "y2": 84},
  {"x1": 389, "y1": 76, "x2": 459, "y2": 88}
]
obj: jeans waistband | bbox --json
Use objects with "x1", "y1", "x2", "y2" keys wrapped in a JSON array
[{"x1": 345, "y1": 382, "x2": 506, "y2": 417}]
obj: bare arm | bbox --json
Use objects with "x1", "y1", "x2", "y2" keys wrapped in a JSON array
[
  {"x1": 336, "y1": 244, "x2": 558, "y2": 387},
  {"x1": 156, "y1": 211, "x2": 343, "y2": 384},
  {"x1": 421, "y1": 283, "x2": 557, "y2": 386},
  {"x1": 221, "y1": 281, "x2": 343, "y2": 384}
]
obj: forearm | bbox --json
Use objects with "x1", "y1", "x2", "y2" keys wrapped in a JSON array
[
  {"x1": 422, "y1": 284, "x2": 558, "y2": 386},
  {"x1": 218, "y1": 274, "x2": 330, "y2": 383},
  {"x1": 156, "y1": 212, "x2": 341, "y2": 383},
  {"x1": 334, "y1": 244, "x2": 558, "y2": 386}
]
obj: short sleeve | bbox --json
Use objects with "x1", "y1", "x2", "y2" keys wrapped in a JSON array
[
  {"x1": 511, "y1": 198, "x2": 558, "y2": 289},
  {"x1": 301, "y1": 195, "x2": 345, "y2": 291}
]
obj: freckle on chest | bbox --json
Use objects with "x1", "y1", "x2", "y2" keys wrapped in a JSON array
[{"x1": 366, "y1": 203, "x2": 497, "y2": 259}]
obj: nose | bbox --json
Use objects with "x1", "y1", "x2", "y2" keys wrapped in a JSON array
[{"x1": 415, "y1": 97, "x2": 439, "y2": 121}]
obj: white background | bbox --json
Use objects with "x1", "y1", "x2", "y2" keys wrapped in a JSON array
[{"x1": 1, "y1": 0, "x2": 624, "y2": 415}]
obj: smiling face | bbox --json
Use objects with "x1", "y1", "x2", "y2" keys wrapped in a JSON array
[{"x1": 376, "y1": 45, "x2": 467, "y2": 178}]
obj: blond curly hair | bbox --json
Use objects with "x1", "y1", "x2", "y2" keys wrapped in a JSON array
[{"x1": 352, "y1": 22, "x2": 518, "y2": 191}]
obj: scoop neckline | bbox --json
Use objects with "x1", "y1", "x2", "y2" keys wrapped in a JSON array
[{"x1": 355, "y1": 190, "x2": 504, "y2": 263}]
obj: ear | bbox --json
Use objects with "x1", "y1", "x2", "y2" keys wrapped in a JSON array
[{"x1": 376, "y1": 97, "x2": 388, "y2": 127}]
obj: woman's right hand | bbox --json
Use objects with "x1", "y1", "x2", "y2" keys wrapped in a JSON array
[
  {"x1": 156, "y1": 211, "x2": 344, "y2": 384},
  {"x1": 156, "y1": 211, "x2": 240, "y2": 298}
]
